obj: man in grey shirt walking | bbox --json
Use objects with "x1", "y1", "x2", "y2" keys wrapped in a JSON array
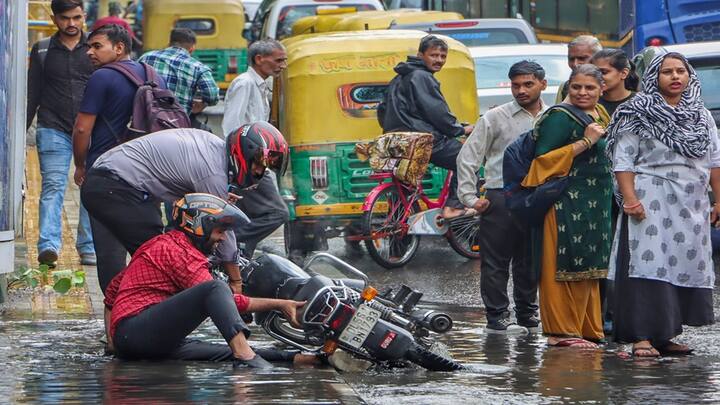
[{"x1": 456, "y1": 61, "x2": 548, "y2": 334}]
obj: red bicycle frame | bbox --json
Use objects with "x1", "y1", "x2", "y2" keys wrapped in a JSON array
[{"x1": 360, "y1": 171, "x2": 454, "y2": 239}]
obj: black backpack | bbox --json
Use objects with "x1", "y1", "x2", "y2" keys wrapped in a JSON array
[{"x1": 502, "y1": 103, "x2": 594, "y2": 226}]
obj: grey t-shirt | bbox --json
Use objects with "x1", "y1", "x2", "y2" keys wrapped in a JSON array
[{"x1": 92, "y1": 128, "x2": 237, "y2": 263}]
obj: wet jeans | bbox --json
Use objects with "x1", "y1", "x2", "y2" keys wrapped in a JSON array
[
  {"x1": 113, "y1": 280, "x2": 251, "y2": 360},
  {"x1": 36, "y1": 127, "x2": 94, "y2": 255}
]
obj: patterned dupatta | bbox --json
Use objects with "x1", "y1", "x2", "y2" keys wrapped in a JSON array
[{"x1": 606, "y1": 53, "x2": 710, "y2": 161}]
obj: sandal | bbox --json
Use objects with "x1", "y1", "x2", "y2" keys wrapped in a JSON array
[
  {"x1": 548, "y1": 337, "x2": 598, "y2": 348},
  {"x1": 631, "y1": 343, "x2": 660, "y2": 358},
  {"x1": 656, "y1": 341, "x2": 693, "y2": 356}
]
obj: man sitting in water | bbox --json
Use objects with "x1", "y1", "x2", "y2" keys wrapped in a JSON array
[{"x1": 103, "y1": 193, "x2": 316, "y2": 368}]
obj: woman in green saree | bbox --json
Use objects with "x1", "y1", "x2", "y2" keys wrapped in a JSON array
[{"x1": 523, "y1": 64, "x2": 612, "y2": 348}]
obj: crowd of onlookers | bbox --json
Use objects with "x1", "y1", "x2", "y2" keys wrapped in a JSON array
[{"x1": 29, "y1": 0, "x2": 718, "y2": 363}]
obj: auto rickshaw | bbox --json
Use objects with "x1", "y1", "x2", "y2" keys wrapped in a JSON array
[
  {"x1": 291, "y1": 9, "x2": 462, "y2": 36},
  {"x1": 275, "y1": 30, "x2": 477, "y2": 259},
  {"x1": 143, "y1": 0, "x2": 247, "y2": 90}
]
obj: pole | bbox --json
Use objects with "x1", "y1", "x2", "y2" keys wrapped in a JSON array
[{"x1": 0, "y1": 0, "x2": 28, "y2": 302}]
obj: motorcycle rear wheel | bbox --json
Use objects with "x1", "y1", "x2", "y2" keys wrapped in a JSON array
[
  {"x1": 362, "y1": 187, "x2": 420, "y2": 269},
  {"x1": 445, "y1": 214, "x2": 482, "y2": 259},
  {"x1": 404, "y1": 343, "x2": 464, "y2": 371}
]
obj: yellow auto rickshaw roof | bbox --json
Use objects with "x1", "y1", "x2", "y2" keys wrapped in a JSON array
[
  {"x1": 278, "y1": 30, "x2": 477, "y2": 145},
  {"x1": 143, "y1": 0, "x2": 244, "y2": 13},
  {"x1": 143, "y1": 0, "x2": 246, "y2": 50},
  {"x1": 291, "y1": 9, "x2": 416, "y2": 36},
  {"x1": 284, "y1": 30, "x2": 473, "y2": 71},
  {"x1": 330, "y1": 10, "x2": 463, "y2": 32}
]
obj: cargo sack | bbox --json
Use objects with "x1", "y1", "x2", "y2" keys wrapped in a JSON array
[{"x1": 355, "y1": 132, "x2": 433, "y2": 185}]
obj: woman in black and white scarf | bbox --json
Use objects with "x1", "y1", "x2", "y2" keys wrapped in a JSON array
[{"x1": 606, "y1": 52, "x2": 720, "y2": 358}]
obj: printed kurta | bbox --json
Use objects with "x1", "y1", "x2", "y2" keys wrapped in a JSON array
[{"x1": 609, "y1": 109, "x2": 720, "y2": 289}]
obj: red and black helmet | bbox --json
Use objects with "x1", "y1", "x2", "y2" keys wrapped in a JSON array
[{"x1": 226, "y1": 121, "x2": 289, "y2": 189}]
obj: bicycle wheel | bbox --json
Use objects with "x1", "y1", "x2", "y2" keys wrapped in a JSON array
[
  {"x1": 363, "y1": 186, "x2": 420, "y2": 268},
  {"x1": 445, "y1": 213, "x2": 482, "y2": 259}
]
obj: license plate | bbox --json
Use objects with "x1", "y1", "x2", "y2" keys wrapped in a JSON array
[{"x1": 338, "y1": 304, "x2": 382, "y2": 349}]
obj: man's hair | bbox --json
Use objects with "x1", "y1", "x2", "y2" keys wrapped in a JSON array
[
  {"x1": 508, "y1": 60, "x2": 546, "y2": 81},
  {"x1": 569, "y1": 63, "x2": 604, "y2": 86},
  {"x1": 170, "y1": 28, "x2": 197, "y2": 47},
  {"x1": 108, "y1": 1, "x2": 122, "y2": 16},
  {"x1": 51, "y1": 0, "x2": 83, "y2": 14},
  {"x1": 88, "y1": 24, "x2": 132, "y2": 55},
  {"x1": 418, "y1": 35, "x2": 448, "y2": 53},
  {"x1": 248, "y1": 39, "x2": 285, "y2": 66},
  {"x1": 568, "y1": 35, "x2": 603, "y2": 54}
]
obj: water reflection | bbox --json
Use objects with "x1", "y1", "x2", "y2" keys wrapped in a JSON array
[{"x1": 4, "y1": 295, "x2": 720, "y2": 403}]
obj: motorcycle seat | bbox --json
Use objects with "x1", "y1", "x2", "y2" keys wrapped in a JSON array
[
  {"x1": 294, "y1": 275, "x2": 336, "y2": 303},
  {"x1": 277, "y1": 277, "x2": 308, "y2": 300}
]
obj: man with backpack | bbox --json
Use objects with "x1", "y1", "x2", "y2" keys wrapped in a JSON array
[
  {"x1": 456, "y1": 61, "x2": 548, "y2": 334},
  {"x1": 27, "y1": 0, "x2": 96, "y2": 267},
  {"x1": 73, "y1": 23, "x2": 187, "y2": 288}
]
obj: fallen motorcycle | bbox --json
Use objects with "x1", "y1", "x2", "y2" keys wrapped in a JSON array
[{"x1": 239, "y1": 252, "x2": 463, "y2": 371}]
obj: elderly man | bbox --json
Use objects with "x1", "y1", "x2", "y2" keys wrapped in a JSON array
[
  {"x1": 555, "y1": 35, "x2": 602, "y2": 103},
  {"x1": 222, "y1": 39, "x2": 290, "y2": 258}
]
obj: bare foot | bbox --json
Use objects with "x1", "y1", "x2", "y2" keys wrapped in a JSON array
[
  {"x1": 442, "y1": 206, "x2": 477, "y2": 219},
  {"x1": 547, "y1": 336, "x2": 598, "y2": 349}
]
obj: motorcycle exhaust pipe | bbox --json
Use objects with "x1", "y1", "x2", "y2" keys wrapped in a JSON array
[{"x1": 411, "y1": 310, "x2": 453, "y2": 334}]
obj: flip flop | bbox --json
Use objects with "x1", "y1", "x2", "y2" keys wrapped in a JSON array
[
  {"x1": 549, "y1": 338, "x2": 597, "y2": 348},
  {"x1": 656, "y1": 342, "x2": 694, "y2": 356}
]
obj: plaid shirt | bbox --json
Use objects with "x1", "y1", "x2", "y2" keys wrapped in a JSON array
[
  {"x1": 104, "y1": 230, "x2": 250, "y2": 338},
  {"x1": 139, "y1": 47, "x2": 219, "y2": 114}
]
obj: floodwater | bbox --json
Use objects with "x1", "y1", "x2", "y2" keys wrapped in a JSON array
[{"x1": 3, "y1": 238, "x2": 720, "y2": 403}]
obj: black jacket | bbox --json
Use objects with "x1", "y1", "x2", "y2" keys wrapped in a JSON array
[
  {"x1": 26, "y1": 32, "x2": 93, "y2": 133},
  {"x1": 377, "y1": 56, "x2": 464, "y2": 140}
]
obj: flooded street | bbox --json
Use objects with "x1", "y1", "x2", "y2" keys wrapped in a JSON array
[{"x1": 3, "y1": 238, "x2": 720, "y2": 403}]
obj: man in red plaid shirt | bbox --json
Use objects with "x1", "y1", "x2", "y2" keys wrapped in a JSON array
[{"x1": 103, "y1": 193, "x2": 314, "y2": 369}]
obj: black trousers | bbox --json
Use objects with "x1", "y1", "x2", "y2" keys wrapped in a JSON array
[
  {"x1": 114, "y1": 280, "x2": 251, "y2": 359},
  {"x1": 430, "y1": 137, "x2": 464, "y2": 209},
  {"x1": 478, "y1": 190, "x2": 538, "y2": 322},
  {"x1": 233, "y1": 171, "x2": 289, "y2": 258},
  {"x1": 81, "y1": 169, "x2": 164, "y2": 292}
]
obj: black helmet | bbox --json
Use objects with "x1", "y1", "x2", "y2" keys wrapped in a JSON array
[
  {"x1": 227, "y1": 121, "x2": 289, "y2": 190},
  {"x1": 172, "y1": 193, "x2": 250, "y2": 253}
]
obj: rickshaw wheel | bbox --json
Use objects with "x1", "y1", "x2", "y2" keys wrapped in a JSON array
[
  {"x1": 445, "y1": 214, "x2": 482, "y2": 259},
  {"x1": 284, "y1": 221, "x2": 308, "y2": 265},
  {"x1": 362, "y1": 187, "x2": 420, "y2": 269}
]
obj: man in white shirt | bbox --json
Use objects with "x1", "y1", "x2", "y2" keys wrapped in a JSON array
[
  {"x1": 457, "y1": 61, "x2": 548, "y2": 334},
  {"x1": 221, "y1": 39, "x2": 289, "y2": 258},
  {"x1": 222, "y1": 39, "x2": 287, "y2": 136}
]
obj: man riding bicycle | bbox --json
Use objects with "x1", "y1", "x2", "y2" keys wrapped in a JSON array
[{"x1": 377, "y1": 35, "x2": 474, "y2": 219}]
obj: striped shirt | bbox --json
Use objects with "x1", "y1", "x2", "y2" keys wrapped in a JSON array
[{"x1": 139, "y1": 46, "x2": 219, "y2": 114}]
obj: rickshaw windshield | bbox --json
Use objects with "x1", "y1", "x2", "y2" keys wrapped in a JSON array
[{"x1": 277, "y1": 4, "x2": 375, "y2": 39}]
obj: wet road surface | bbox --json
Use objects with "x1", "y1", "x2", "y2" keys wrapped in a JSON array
[{"x1": 3, "y1": 236, "x2": 720, "y2": 403}]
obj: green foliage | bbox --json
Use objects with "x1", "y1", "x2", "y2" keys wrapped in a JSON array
[{"x1": 8, "y1": 265, "x2": 85, "y2": 294}]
